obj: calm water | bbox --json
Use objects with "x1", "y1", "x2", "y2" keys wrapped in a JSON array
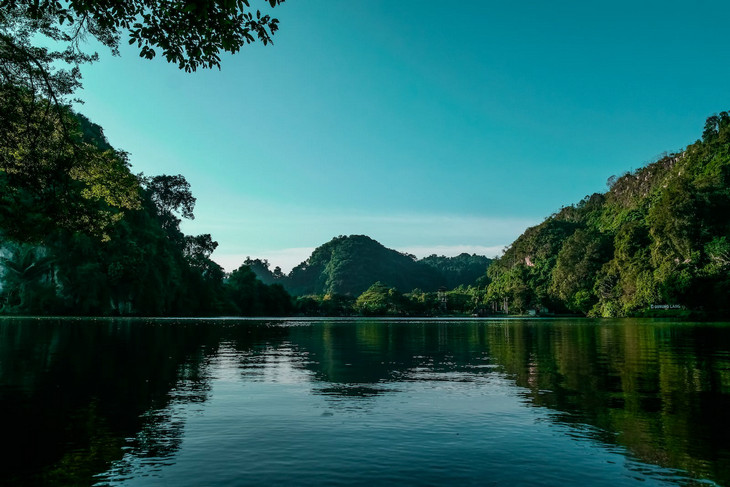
[{"x1": 1, "y1": 318, "x2": 729, "y2": 486}]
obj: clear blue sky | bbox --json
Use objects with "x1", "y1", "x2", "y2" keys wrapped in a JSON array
[{"x1": 72, "y1": 1, "x2": 730, "y2": 271}]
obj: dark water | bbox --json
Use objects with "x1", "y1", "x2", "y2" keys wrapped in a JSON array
[{"x1": 1, "y1": 318, "x2": 729, "y2": 486}]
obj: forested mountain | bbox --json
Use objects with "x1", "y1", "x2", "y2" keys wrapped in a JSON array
[
  {"x1": 249, "y1": 235, "x2": 491, "y2": 297},
  {"x1": 0, "y1": 112, "x2": 292, "y2": 317},
  {"x1": 1, "y1": 0, "x2": 292, "y2": 317},
  {"x1": 485, "y1": 112, "x2": 730, "y2": 318},
  {"x1": 0, "y1": 101, "x2": 490, "y2": 316},
  {"x1": 285, "y1": 235, "x2": 444, "y2": 296},
  {"x1": 420, "y1": 253, "x2": 492, "y2": 289}
]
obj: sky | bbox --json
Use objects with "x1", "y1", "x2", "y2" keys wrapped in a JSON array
[{"x1": 70, "y1": 1, "x2": 730, "y2": 272}]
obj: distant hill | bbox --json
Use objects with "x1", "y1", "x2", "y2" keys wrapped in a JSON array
[
  {"x1": 286, "y1": 235, "x2": 444, "y2": 296},
  {"x1": 485, "y1": 112, "x2": 730, "y2": 317},
  {"x1": 420, "y1": 253, "x2": 492, "y2": 289},
  {"x1": 246, "y1": 235, "x2": 492, "y2": 296}
]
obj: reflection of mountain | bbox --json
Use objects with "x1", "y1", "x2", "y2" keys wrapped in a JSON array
[
  {"x1": 2, "y1": 318, "x2": 729, "y2": 485},
  {"x1": 287, "y1": 320, "x2": 493, "y2": 385}
]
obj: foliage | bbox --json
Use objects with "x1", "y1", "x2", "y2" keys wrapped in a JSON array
[
  {"x1": 0, "y1": 111, "x2": 291, "y2": 317},
  {"x1": 485, "y1": 112, "x2": 730, "y2": 317},
  {"x1": 0, "y1": 1, "x2": 296, "y2": 316},
  {"x1": 3, "y1": 0, "x2": 284, "y2": 72},
  {"x1": 353, "y1": 282, "x2": 409, "y2": 316},
  {"x1": 293, "y1": 293, "x2": 355, "y2": 317},
  {"x1": 419, "y1": 253, "x2": 492, "y2": 288},
  {"x1": 142, "y1": 174, "x2": 196, "y2": 231},
  {"x1": 226, "y1": 264, "x2": 292, "y2": 316},
  {"x1": 0, "y1": 94, "x2": 141, "y2": 240},
  {"x1": 281, "y1": 235, "x2": 490, "y2": 297},
  {"x1": 244, "y1": 257, "x2": 284, "y2": 285},
  {"x1": 0, "y1": 0, "x2": 284, "y2": 242}
]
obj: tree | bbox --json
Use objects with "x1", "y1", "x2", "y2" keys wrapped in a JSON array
[
  {"x1": 354, "y1": 282, "x2": 408, "y2": 316},
  {"x1": 142, "y1": 173, "x2": 196, "y2": 234},
  {"x1": 3, "y1": 0, "x2": 285, "y2": 70},
  {"x1": 184, "y1": 234, "x2": 218, "y2": 261},
  {"x1": 1, "y1": 0, "x2": 285, "y2": 241},
  {"x1": 244, "y1": 257, "x2": 283, "y2": 285},
  {"x1": 0, "y1": 6, "x2": 146, "y2": 241},
  {"x1": 550, "y1": 229, "x2": 611, "y2": 314},
  {"x1": 705, "y1": 236, "x2": 730, "y2": 268},
  {"x1": 226, "y1": 263, "x2": 292, "y2": 316},
  {"x1": 0, "y1": 101, "x2": 141, "y2": 241}
]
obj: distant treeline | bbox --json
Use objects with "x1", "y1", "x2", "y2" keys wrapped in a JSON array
[{"x1": 293, "y1": 281, "x2": 485, "y2": 317}]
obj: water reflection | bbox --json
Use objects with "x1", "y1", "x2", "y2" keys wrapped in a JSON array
[{"x1": 1, "y1": 318, "x2": 728, "y2": 485}]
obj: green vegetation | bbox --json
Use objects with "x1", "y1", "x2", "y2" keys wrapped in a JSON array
[
  {"x1": 292, "y1": 283, "x2": 486, "y2": 317},
  {"x1": 1, "y1": 113, "x2": 489, "y2": 318},
  {"x1": 247, "y1": 235, "x2": 491, "y2": 297},
  {"x1": 286, "y1": 235, "x2": 443, "y2": 296},
  {"x1": 1, "y1": 1, "x2": 283, "y2": 242},
  {"x1": 485, "y1": 113, "x2": 730, "y2": 318},
  {"x1": 1, "y1": 1, "x2": 294, "y2": 316},
  {"x1": 0, "y1": 113, "x2": 293, "y2": 316},
  {"x1": 3, "y1": 0, "x2": 728, "y2": 317},
  {"x1": 4, "y1": 106, "x2": 729, "y2": 317},
  {"x1": 10, "y1": 108, "x2": 730, "y2": 318},
  {"x1": 0, "y1": 108, "x2": 487, "y2": 317},
  {"x1": 240, "y1": 236, "x2": 492, "y2": 317},
  {"x1": 420, "y1": 253, "x2": 492, "y2": 289}
]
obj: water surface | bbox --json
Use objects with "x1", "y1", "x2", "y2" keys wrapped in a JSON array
[{"x1": 1, "y1": 317, "x2": 728, "y2": 485}]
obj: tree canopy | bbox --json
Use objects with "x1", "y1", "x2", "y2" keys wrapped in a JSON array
[
  {"x1": 271, "y1": 235, "x2": 490, "y2": 297},
  {"x1": 1, "y1": 0, "x2": 285, "y2": 242},
  {"x1": 1, "y1": 0, "x2": 284, "y2": 71},
  {"x1": 484, "y1": 111, "x2": 730, "y2": 318}
]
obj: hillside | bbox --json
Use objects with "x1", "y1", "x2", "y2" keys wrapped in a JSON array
[
  {"x1": 0, "y1": 112, "x2": 292, "y2": 317},
  {"x1": 249, "y1": 235, "x2": 492, "y2": 296},
  {"x1": 420, "y1": 253, "x2": 492, "y2": 289},
  {"x1": 286, "y1": 235, "x2": 443, "y2": 296},
  {"x1": 485, "y1": 112, "x2": 730, "y2": 317}
]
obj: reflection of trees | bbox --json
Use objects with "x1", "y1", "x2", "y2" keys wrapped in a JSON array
[
  {"x1": 0, "y1": 318, "x2": 222, "y2": 485},
  {"x1": 282, "y1": 319, "x2": 730, "y2": 485},
  {"x1": 3, "y1": 318, "x2": 729, "y2": 486},
  {"x1": 482, "y1": 319, "x2": 730, "y2": 485},
  {"x1": 287, "y1": 320, "x2": 494, "y2": 395}
]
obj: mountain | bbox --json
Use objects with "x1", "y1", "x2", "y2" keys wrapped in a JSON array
[
  {"x1": 249, "y1": 235, "x2": 492, "y2": 296},
  {"x1": 485, "y1": 112, "x2": 730, "y2": 318},
  {"x1": 420, "y1": 253, "x2": 492, "y2": 289},
  {"x1": 286, "y1": 235, "x2": 442, "y2": 296},
  {"x1": 1, "y1": 112, "x2": 292, "y2": 317}
]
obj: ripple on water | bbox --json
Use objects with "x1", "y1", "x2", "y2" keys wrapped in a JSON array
[{"x1": 2, "y1": 317, "x2": 727, "y2": 486}]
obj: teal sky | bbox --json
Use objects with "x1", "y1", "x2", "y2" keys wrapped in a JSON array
[{"x1": 72, "y1": 1, "x2": 730, "y2": 271}]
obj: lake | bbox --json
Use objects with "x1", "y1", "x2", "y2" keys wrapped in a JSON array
[{"x1": 1, "y1": 317, "x2": 729, "y2": 486}]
